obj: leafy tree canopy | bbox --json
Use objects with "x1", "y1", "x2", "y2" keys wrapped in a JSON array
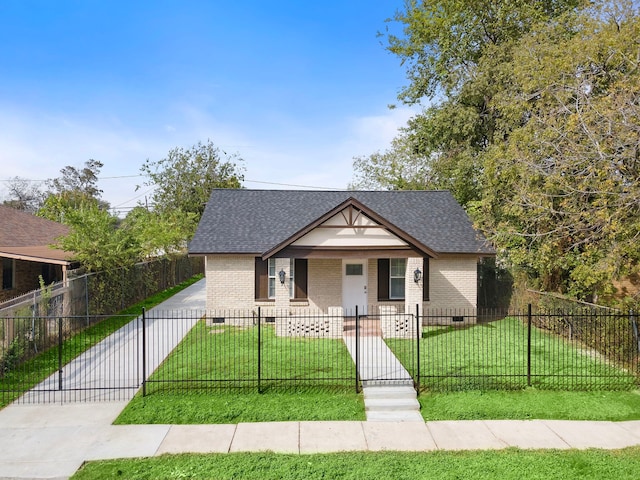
[
  {"x1": 38, "y1": 160, "x2": 109, "y2": 223},
  {"x1": 355, "y1": 0, "x2": 640, "y2": 305},
  {"x1": 1, "y1": 176, "x2": 45, "y2": 213},
  {"x1": 140, "y1": 140, "x2": 244, "y2": 223},
  {"x1": 54, "y1": 203, "x2": 138, "y2": 272}
]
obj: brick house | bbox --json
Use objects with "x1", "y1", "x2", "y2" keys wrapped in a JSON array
[
  {"x1": 189, "y1": 190, "x2": 495, "y2": 327},
  {"x1": 0, "y1": 205, "x2": 75, "y2": 303}
]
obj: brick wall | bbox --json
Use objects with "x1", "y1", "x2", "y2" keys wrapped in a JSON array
[
  {"x1": 424, "y1": 255, "x2": 478, "y2": 324},
  {"x1": 204, "y1": 254, "x2": 479, "y2": 316},
  {"x1": 307, "y1": 258, "x2": 341, "y2": 311},
  {"x1": 0, "y1": 259, "x2": 55, "y2": 303},
  {"x1": 205, "y1": 255, "x2": 256, "y2": 311}
]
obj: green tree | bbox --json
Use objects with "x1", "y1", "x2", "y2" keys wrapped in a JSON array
[
  {"x1": 479, "y1": 1, "x2": 640, "y2": 301},
  {"x1": 2, "y1": 176, "x2": 45, "y2": 213},
  {"x1": 140, "y1": 140, "x2": 244, "y2": 221},
  {"x1": 350, "y1": 133, "x2": 432, "y2": 190},
  {"x1": 53, "y1": 203, "x2": 138, "y2": 272},
  {"x1": 121, "y1": 207, "x2": 198, "y2": 259},
  {"x1": 356, "y1": 0, "x2": 640, "y2": 304},
  {"x1": 353, "y1": 0, "x2": 583, "y2": 206},
  {"x1": 38, "y1": 160, "x2": 109, "y2": 223},
  {"x1": 46, "y1": 159, "x2": 104, "y2": 199}
]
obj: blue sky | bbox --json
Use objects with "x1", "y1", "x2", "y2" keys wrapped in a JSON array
[{"x1": 0, "y1": 1, "x2": 417, "y2": 214}]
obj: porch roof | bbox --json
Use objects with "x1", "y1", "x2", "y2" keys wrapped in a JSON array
[
  {"x1": 0, "y1": 246, "x2": 74, "y2": 266},
  {"x1": 189, "y1": 190, "x2": 495, "y2": 258}
]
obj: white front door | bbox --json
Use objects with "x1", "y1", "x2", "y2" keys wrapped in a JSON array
[{"x1": 342, "y1": 259, "x2": 368, "y2": 314}]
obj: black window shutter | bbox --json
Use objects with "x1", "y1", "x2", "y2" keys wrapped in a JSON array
[
  {"x1": 377, "y1": 259, "x2": 390, "y2": 301},
  {"x1": 255, "y1": 257, "x2": 268, "y2": 300},
  {"x1": 423, "y1": 257, "x2": 430, "y2": 301},
  {"x1": 294, "y1": 259, "x2": 308, "y2": 299}
]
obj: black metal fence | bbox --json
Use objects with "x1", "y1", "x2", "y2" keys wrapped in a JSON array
[
  {"x1": 1, "y1": 305, "x2": 638, "y2": 405},
  {"x1": 0, "y1": 314, "x2": 141, "y2": 405},
  {"x1": 408, "y1": 307, "x2": 639, "y2": 392},
  {"x1": 142, "y1": 308, "x2": 356, "y2": 395}
]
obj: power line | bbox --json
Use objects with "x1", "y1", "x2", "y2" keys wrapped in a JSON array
[
  {"x1": 0, "y1": 174, "x2": 144, "y2": 183},
  {"x1": 242, "y1": 179, "x2": 343, "y2": 190}
]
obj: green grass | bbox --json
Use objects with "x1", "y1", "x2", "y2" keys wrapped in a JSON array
[
  {"x1": 388, "y1": 317, "x2": 637, "y2": 392},
  {"x1": 116, "y1": 389, "x2": 365, "y2": 424},
  {"x1": 72, "y1": 448, "x2": 640, "y2": 480},
  {"x1": 118, "y1": 320, "x2": 364, "y2": 423},
  {"x1": 419, "y1": 389, "x2": 640, "y2": 421},
  {"x1": 0, "y1": 274, "x2": 203, "y2": 408}
]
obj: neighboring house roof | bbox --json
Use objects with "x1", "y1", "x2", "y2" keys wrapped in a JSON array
[
  {"x1": 0, "y1": 204, "x2": 73, "y2": 265},
  {"x1": 189, "y1": 189, "x2": 495, "y2": 257}
]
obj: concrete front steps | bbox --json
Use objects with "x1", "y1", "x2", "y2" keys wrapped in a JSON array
[{"x1": 362, "y1": 383, "x2": 423, "y2": 422}]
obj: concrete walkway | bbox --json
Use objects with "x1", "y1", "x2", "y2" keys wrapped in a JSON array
[
  {"x1": 2, "y1": 281, "x2": 640, "y2": 479},
  {"x1": 20, "y1": 280, "x2": 206, "y2": 404},
  {"x1": 343, "y1": 334, "x2": 422, "y2": 422}
]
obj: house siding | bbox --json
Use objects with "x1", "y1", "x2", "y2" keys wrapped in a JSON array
[
  {"x1": 424, "y1": 255, "x2": 478, "y2": 324},
  {"x1": 205, "y1": 254, "x2": 479, "y2": 316},
  {"x1": 205, "y1": 254, "x2": 256, "y2": 312},
  {"x1": 306, "y1": 258, "x2": 342, "y2": 312}
]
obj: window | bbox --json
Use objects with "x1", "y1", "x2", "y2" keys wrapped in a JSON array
[
  {"x1": 2, "y1": 258, "x2": 14, "y2": 290},
  {"x1": 267, "y1": 258, "x2": 296, "y2": 299},
  {"x1": 255, "y1": 258, "x2": 307, "y2": 301},
  {"x1": 345, "y1": 264, "x2": 363, "y2": 276},
  {"x1": 268, "y1": 258, "x2": 277, "y2": 298},
  {"x1": 389, "y1": 258, "x2": 406, "y2": 299},
  {"x1": 378, "y1": 258, "x2": 429, "y2": 302}
]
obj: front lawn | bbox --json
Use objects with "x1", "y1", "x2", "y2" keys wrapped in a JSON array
[
  {"x1": 419, "y1": 389, "x2": 640, "y2": 421},
  {"x1": 117, "y1": 321, "x2": 364, "y2": 424},
  {"x1": 116, "y1": 389, "x2": 364, "y2": 424},
  {"x1": 387, "y1": 317, "x2": 637, "y2": 392},
  {"x1": 72, "y1": 448, "x2": 640, "y2": 480}
]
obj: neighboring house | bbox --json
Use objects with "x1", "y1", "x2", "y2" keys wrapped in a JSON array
[
  {"x1": 189, "y1": 190, "x2": 495, "y2": 326},
  {"x1": 0, "y1": 205, "x2": 75, "y2": 303}
]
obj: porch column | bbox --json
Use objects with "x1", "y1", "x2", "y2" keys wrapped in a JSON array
[
  {"x1": 405, "y1": 257, "x2": 424, "y2": 316},
  {"x1": 274, "y1": 257, "x2": 291, "y2": 314}
]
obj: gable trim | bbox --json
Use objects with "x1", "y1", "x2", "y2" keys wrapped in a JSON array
[{"x1": 261, "y1": 197, "x2": 439, "y2": 260}]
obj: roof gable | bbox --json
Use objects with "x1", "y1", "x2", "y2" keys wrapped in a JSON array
[{"x1": 262, "y1": 197, "x2": 438, "y2": 259}]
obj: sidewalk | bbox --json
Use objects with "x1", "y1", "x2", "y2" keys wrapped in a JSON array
[
  {"x1": 1, "y1": 280, "x2": 640, "y2": 479},
  {"x1": 2, "y1": 401, "x2": 640, "y2": 479}
]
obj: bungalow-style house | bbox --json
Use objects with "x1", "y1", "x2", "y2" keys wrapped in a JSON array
[
  {"x1": 0, "y1": 205, "x2": 75, "y2": 303},
  {"x1": 189, "y1": 190, "x2": 495, "y2": 329}
]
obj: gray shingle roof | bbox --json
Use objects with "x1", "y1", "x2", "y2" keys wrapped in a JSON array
[{"x1": 188, "y1": 189, "x2": 495, "y2": 256}]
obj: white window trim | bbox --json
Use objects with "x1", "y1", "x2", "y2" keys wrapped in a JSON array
[
  {"x1": 268, "y1": 258, "x2": 295, "y2": 299},
  {"x1": 389, "y1": 258, "x2": 406, "y2": 300}
]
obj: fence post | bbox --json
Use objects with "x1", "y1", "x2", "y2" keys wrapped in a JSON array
[
  {"x1": 355, "y1": 305, "x2": 360, "y2": 393},
  {"x1": 631, "y1": 310, "x2": 640, "y2": 355},
  {"x1": 527, "y1": 303, "x2": 532, "y2": 387},
  {"x1": 58, "y1": 317, "x2": 63, "y2": 391},
  {"x1": 415, "y1": 303, "x2": 420, "y2": 395},
  {"x1": 258, "y1": 307, "x2": 262, "y2": 393},
  {"x1": 141, "y1": 307, "x2": 147, "y2": 397},
  {"x1": 85, "y1": 274, "x2": 90, "y2": 325}
]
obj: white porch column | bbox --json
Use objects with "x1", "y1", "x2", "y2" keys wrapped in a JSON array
[
  {"x1": 405, "y1": 257, "x2": 424, "y2": 316},
  {"x1": 274, "y1": 257, "x2": 291, "y2": 314}
]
